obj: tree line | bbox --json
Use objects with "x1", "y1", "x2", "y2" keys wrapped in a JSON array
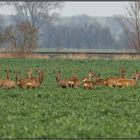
[
  {"x1": 40, "y1": 19, "x2": 129, "y2": 51},
  {"x1": 0, "y1": 2, "x2": 139, "y2": 58}
]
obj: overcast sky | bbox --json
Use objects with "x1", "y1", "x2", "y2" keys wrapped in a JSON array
[
  {"x1": 0, "y1": 2, "x2": 128, "y2": 17},
  {"x1": 59, "y1": 2, "x2": 128, "y2": 17}
]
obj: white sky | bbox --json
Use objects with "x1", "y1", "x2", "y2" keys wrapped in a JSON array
[{"x1": 0, "y1": 1, "x2": 128, "y2": 17}]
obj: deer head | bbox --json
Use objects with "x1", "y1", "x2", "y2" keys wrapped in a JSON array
[
  {"x1": 27, "y1": 68, "x2": 33, "y2": 79},
  {"x1": 4, "y1": 69, "x2": 11, "y2": 79},
  {"x1": 119, "y1": 67, "x2": 127, "y2": 78},
  {"x1": 55, "y1": 70, "x2": 61, "y2": 82},
  {"x1": 14, "y1": 70, "x2": 20, "y2": 82}
]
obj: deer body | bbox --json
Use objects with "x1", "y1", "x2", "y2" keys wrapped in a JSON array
[
  {"x1": 26, "y1": 69, "x2": 44, "y2": 89},
  {"x1": 83, "y1": 81, "x2": 94, "y2": 90},
  {"x1": 115, "y1": 72, "x2": 140, "y2": 88},
  {"x1": 2, "y1": 79, "x2": 16, "y2": 89},
  {"x1": 104, "y1": 67, "x2": 127, "y2": 87},
  {"x1": 17, "y1": 69, "x2": 32, "y2": 88},
  {"x1": 82, "y1": 70, "x2": 95, "y2": 83},
  {"x1": 95, "y1": 78, "x2": 106, "y2": 86},
  {"x1": 68, "y1": 74, "x2": 80, "y2": 88},
  {"x1": 104, "y1": 77, "x2": 117, "y2": 87},
  {"x1": 82, "y1": 70, "x2": 95, "y2": 90},
  {"x1": 115, "y1": 79, "x2": 136, "y2": 88},
  {"x1": 55, "y1": 71, "x2": 69, "y2": 88},
  {"x1": 2, "y1": 70, "x2": 16, "y2": 89},
  {"x1": 93, "y1": 74, "x2": 106, "y2": 87}
]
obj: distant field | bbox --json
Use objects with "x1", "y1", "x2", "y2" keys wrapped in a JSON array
[
  {"x1": 0, "y1": 58, "x2": 140, "y2": 138},
  {"x1": 34, "y1": 48, "x2": 137, "y2": 53}
]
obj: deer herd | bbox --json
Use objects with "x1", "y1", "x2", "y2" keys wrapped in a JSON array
[
  {"x1": 0, "y1": 66, "x2": 140, "y2": 90},
  {"x1": 54, "y1": 67, "x2": 140, "y2": 90},
  {"x1": 0, "y1": 68, "x2": 45, "y2": 89}
]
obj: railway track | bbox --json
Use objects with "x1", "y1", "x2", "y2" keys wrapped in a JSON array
[{"x1": 33, "y1": 51, "x2": 140, "y2": 55}]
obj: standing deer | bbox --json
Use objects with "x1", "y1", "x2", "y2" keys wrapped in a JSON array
[
  {"x1": 82, "y1": 70, "x2": 96, "y2": 83},
  {"x1": 14, "y1": 70, "x2": 20, "y2": 85},
  {"x1": 26, "y1": 68, "x2": 45, "y2": 89},
  {"x1": 55, "y1": 71, "x2": 69, "y2": 88}
]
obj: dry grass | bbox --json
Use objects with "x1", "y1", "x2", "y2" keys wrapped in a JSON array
[{"x1": 0, "y1": 52, "x2": 140, "y2": 60}]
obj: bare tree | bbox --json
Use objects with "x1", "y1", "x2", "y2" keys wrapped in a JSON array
[
  {"x1": 116, "y1": 2, "x2": 140, "y2": 52},
  {"x1": 8, "y1": 2, "x2": 64, "y2": 28},
  {"x1": 0, "y1": 16, "x2": 7, "y2": 51},
  {"x1": 3, "y1": 22, "x2": 38, "y2": 58},
  {"x1": 0, "y1": 3, "x2": 9, "y2": 50},
  {"x1": 5, "y1": 2, "x2": 64, "y2": 57}
]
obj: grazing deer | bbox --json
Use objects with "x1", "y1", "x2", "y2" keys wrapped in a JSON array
[
  {"x1": 55, "y1": 71, "x2": 69, "y2": 88},
  {"x1": 2, "y1": 70, "x2": 16, "y2": 89},
  {"x1": 26, "y1": 68, "x2": 45, "y2": 89},
  {"x1": 17, "y1": 68, "x2": 33, "y2": 88},
  {"x1": 68, "y1": 72, "x2": 80, "y2": 88},
  {"x1": 115, "y1": 71, "x2": 140, "y2": 88}
]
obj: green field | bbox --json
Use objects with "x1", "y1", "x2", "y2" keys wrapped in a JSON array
[{"x1": 0, "y1": 58, "x2": 140, "y2": 138}]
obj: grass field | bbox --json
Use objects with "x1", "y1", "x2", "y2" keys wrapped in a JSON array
[{"x1": 0, "y1": 58, "x2": 140, "y2": 138}]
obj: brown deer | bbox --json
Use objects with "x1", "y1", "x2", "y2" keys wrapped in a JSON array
[
  {"x1": 119, "y1": 66, "x2": 127, "y2": 78},
  {"x1": 26, "y1": 68, "x2": 45, "y2": 89},
  {"x1": 82, "y1": 69, "x2": 96, "y2": 83},
  {"x1": 104, "y1": 66, "x2": 127, "y2": 87},
  {"x1": 115, "y1": 71, "x2": 140, "y2": 88},
  {"x1": 68, "y1": 72, "x2": 80, "y2": 88},
  {"x1": 83, "y1": 81, "x2": 95, "y2": 90},
  {"x1": 2, "y1": 70, "x2": 16, "y2": 89},
  {"x1": 82, "y1": 70, "x2": 96, "y2": 90},
  {"x1": 55, "y1": 71, "x2": 69, "y2": 88},
  {"x1": 17, "y1": 68, "x2": 33, "y2": 88},
  {"x1": 14, "y1": 70, "x2": 20, "y2": 82},
  {"x1": 104, "y1": 68, "x2": 126, "y2": 87},
  {"x1": 94, "y1": 74, "x2": 106, "y2": 87}
]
